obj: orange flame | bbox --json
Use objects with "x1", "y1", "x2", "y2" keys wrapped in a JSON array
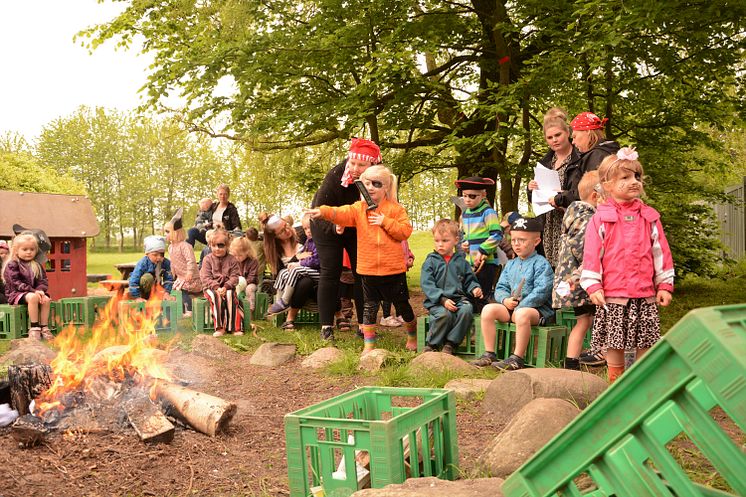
[{"x1": 36, "y1": 290, "x2": 175, "y2": 416}]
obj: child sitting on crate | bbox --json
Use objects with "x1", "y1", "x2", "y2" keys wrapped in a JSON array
[
  {"x1": 2, "y1": 232, "x2": 53, "y2": 340},
  {"x1": 471, "y1": 217, "x2": 554, "y2": 371},
  {"x1": 200, "y1": 228, "x2": 244, "y2": 337},
  {"x1": 552, "y1": 171, "x2": 602, "y2": 370},
  {"x1": 165, "y1": 209, "x2": 203, "y2": 317},
  {"x1": 129, "y1": 236, "x2": 175, "y2": 302},
  {"x1": 420, "y1": 219, "x2": 483, "y2": 354},
  {"x1": 229, "y1": 236, "x2": 259, "y2": 312}
]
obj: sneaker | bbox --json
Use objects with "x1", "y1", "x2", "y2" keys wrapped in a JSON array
[
  {"x1": 579, "y1": 349, "x2": 606, "y2": 367},
  {"x1": 320, "y1": 326, "x2": 335, "y2": 341},
  {"x1": 395, "y1": 316, "x2": 406, "y2": 326},
  {"x1": 183, "y1": 311, "x2": 192, "y2": 318},
  {"x1": 40, "y1": 326, "x2": 54, "y2": 341},
  {"x1": 564, "y1": 357, "x2": 581, "y2": 370},
  {"x1": 471, "y1": 353, "x2": 497, "y2": 367},
  {"x1": 492, "y1": 354, "x2": 524, "y2": 371},
  {"x1": 28, "y1": 327, "x2": 42, "y2": 341},
  {"x1": 266, "y1": 298, "x2": 289, "y2": 316},
  {"x1": 422, "y1": 345, "x2": 436, "y2": 353},
  {"x1": 379, "y1": 316, "x2": 399, "y2": 327},
  {"x1": 441, "y1": 343, "x2": 455, "y2": 355}
]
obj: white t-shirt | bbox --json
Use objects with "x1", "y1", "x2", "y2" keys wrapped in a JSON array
[{"x1": 212, "y1": 206, "x2": 227, "y2": 227}]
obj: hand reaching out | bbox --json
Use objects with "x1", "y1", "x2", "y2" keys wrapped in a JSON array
[{"x1": 304, "y1": 208, "x2": 322, "y2": 219}]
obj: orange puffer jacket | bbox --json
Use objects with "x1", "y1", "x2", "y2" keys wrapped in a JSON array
[{"x1": 319, "y1": 199, "x2": 413, "y2": 276}]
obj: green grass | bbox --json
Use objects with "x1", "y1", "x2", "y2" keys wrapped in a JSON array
[{"x1": 406, "y1": 230, "x2": 434, "y2": 290}]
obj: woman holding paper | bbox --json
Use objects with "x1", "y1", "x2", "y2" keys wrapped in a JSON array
[{"x1": 528, "y1": 108, "x2": 580, "y2": 267}]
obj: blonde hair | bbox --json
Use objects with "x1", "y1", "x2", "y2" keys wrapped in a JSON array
[
  {"x1": 543, "y1": 107, "x2": 571, "y2": 135},
  {"x1": 210, "y1": 228, "x2": 232, "y2": 246},
  {"x1": 577, "y1": 171, "x2": 600, "y2": 201},
  {"x1": 582, "y1": 128, "x2": 606, "y2": 151},
  {"x1": 597, "y1": 154, "x2": 645, "y2": 195},
  {"x1": 360, "y1": 165, "x2": 398, "y2": 202},
  {"x1": 6, "y1": 233, "x2": 43, "y2": 280},
  {"x1": 229, "y1": 236, "x2": 256, "y2": 260},
  {"x1": 432, "y1": 219, "x2": 460, "y2": 238},
  {"x1": 165, "y1": 222, "x2": 187, "y2": 243}
]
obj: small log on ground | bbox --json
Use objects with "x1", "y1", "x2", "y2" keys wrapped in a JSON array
[
  {"x1": 8, "y1": 364, "x2": 52, "y2": 415},
  {"x1": 11, "y1": 414, "x2": 49, "y2": 447},
  {"x1": 155, "y1": 382, "x2": 236, "y2": 436},
  {"x1": 124, "y1": 396, "x2": 175, "y2": 444}
]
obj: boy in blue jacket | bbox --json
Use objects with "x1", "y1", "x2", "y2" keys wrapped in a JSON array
[
  {"x1": 471, "y1": 217, "x2": 554, "y2": 370},
  {"x1": 420, "y1": 219, "x2": 483, "y2": 354},
  {"x1": 129, "y1": 235, "x2": 175, "y2": 301}
]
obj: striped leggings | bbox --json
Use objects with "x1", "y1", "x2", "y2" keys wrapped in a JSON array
[{"x1": 204, "y1": 288, "x2": 244, "y2": 333}]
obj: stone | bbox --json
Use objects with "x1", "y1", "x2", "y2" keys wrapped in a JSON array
[
  {"x1": 409, "y1": 352, "x2": 474, "y2": 375},
  {"x1": 480, "y1": 398, "x2": 580, "y2": 478},
  {"x1": 301, "y1": 347, "x2": 345, "y2": 369},
  {"x1": 443, "y1": 378, "x2": 493, "y2": 400},
  {"x1": 483, "y1": 368, "x2": 607, "y2": 425},
  {"x1": 358, "y1": 349, "x2": 391, "y2": 372},
  {"x1": 350, "y1": 477, "x2": 504, "y2": 497},
  {"x1": 0, "y1": 339, "x2": 56, "y2": 366},
  {"x1": 249, "y1": 342, "x2": 296, "y2": 367},
  {"x1": 190, "y1": 334, "x2": 240, "y2": 361}
]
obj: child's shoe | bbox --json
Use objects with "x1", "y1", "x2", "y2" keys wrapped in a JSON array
[
  {"x1": 320, "y1": 326, "x2": 335, "y2": 341},
  {"x1": 28, "y1": 327, "x2": 42, "y2": 341},
  {"x1": 233, "y1": 331, "x2": 244, "y2": 336},
  {"x1": 183, "y1": 311, "x2": 193, "y2": 318},
  {"x1": 564, "y1": 357, "x2": 581, "y2": 370},
  {"x1": 266, "y1": 298, "x2": 289, "y2": 316},
  {"x1": 441, "y1": 343, "x2": 455, "y2": 355},
  {"x1": 470, "y1": 352, "x2": 496, "y2": 367},
  {"x1": 492, "y1": 354, "x2": 524, "y2": 371},
  {"x1": 579, "y1": 349, "x2": 606, "y2": 366},
  {"x1": 422, "y1": 344, "x2": 436, "y2": 353},
  {"x1": 213, "y1": 329, "x2": 226, "y2": 337},
  {"x1": 40, "y1": 326, "x2": 54, "y2": 341},
  {"x1": 379, "y1": 316, "x2": 398, "y2": 327}
]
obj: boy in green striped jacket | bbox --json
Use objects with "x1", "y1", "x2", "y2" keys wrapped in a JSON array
[{"x1": 455, "y1": 177, "x2": 504, "y2": 312}]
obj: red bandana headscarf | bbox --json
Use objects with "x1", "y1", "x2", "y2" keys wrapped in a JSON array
[
  {"x1": 570, "y1": 112, "x2": 608, "y2": 131},
  {"x1": 341, "y1": 138, "x2": 382, "y2": 187}
]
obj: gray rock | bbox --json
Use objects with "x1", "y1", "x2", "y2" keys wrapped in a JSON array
[
  {"x1": 190, "y1": 334, "x2": 240, "y2": 360},
  {"x1": 302, "y1": 347, "x2": 345, "y2": 369},
  {"x1": 480, "y1": 398, "x2": 580, "y2": 477},
  {"x1": 483, "y1": 368, "x2": 607, "y2": 425},
  {"x1": 249, "y1": 342, "x2": 296, "y2": 367},
  {"x1": 358, "y1": 349, "x2": 391, "y2": 372},
  {"x1": 351, "y1": 477, "x2": 504, "y2": 497},
  {"x1": 409, "y1": 352, "x2": 474, "y2": 375},
  {"x1": 0, "y1": 339, "x2": 56, "y2": 366},
  {"x1": 443, "y1": 378, "x2": 493, "y2": 400}
]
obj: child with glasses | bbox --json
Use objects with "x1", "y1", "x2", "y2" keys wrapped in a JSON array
[
  {"x1": 199, "y1": 228, "x2": 244, "y2": 337},
  {"x1": 455, "y1": 176, "x2": 503, "y2": 312},
  {"x1": 307, "y1": 165, "x2": 415, "y2": 353},
  {"x1": 471, "y1": 216, "x2": 554, "y2": 371}
]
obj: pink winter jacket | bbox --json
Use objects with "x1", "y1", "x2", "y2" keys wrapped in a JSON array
[{"x1": 580, "y1": 198, "x2": 674, "y2": 298}]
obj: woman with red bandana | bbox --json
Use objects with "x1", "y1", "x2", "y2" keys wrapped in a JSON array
[
  {"x1": 550, "y1": 111, "x2": 620, "y2": 210},
  {"x1": 310, "y1": 138, "x2": 381, "y2": 340}
]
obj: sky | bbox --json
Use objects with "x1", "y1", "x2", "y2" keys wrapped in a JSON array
[{"x1": 0, "y1": 1, "x2": 152, "y2": 141}]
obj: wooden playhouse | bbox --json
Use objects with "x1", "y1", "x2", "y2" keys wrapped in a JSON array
[{"x1": 0, "y1": 190, "x2": 99, "y2": 300}]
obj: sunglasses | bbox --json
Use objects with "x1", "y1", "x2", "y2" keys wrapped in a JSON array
[
  {"x1": 213, "y1": 243, "x2": 226, "y2": 249},
  {"x1": 462, "y1": 193, "x2": 480, "y2": 200}
]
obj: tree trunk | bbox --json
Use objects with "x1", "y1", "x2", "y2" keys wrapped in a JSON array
[
  {"x1": 124, "y1": 396, "x2": 175, "y2": 444},
  {"x1": 8, "y1": 364, "x2": 52, "y2": 416},
  {"x1": 155, "y1": 382, "x2": 236, "y2": 437}
]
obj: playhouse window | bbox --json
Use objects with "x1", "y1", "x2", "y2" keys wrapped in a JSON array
[
  {"x1": 61, "y1": 241, "x2": 71, "y2": 254},
  {"x1": 46, "y1": 260, "x2": 55, "y2": 272},
  {"x1": 48, "y1": 243, "x2": 55, "y2": 254},
  {"x1": 61, "y1": 259, "x2": 71, "y2": 272}
]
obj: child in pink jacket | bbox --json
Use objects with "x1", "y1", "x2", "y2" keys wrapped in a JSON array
[{"x1": 580, "y1": 147, "x2": 674, "y2": 383}]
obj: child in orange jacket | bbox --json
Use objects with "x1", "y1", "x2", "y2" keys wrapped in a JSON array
[{"x1": 307, "y1": 164, "x2": 415, "y2": 353}]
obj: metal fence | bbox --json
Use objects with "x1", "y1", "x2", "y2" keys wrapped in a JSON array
[{"x1": 715, "y1": 177, "x2": 745, "y2": 260}]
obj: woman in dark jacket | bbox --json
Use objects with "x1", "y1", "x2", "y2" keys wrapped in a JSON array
[
  {"x1": 554, "y1": 112, "x2": 620, "y2": 209},
  {"x1": 528, "y1": 108, "x2": 581, "y2": 267},
  {"x1": 187, "y1": 184, "x2": 242, "y2": 246},
  {"x1": 310, "y1": 138, "x2": 380, "y2": 340}
]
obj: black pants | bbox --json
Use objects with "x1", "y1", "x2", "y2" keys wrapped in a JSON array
[
  {"x1": 361, "y1": 273, "x2": 415, "y2": 325},
  {"x1": 187, "y1": 228, "x2": 208, "y2": 247},
  {"x1": 311, "y1": 222, "x2": 364, "y2": 327},
  {"x1": 289, "y1": 275, "x2": 317, "y2": 309}
]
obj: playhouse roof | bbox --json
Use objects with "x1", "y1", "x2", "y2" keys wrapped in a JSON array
[{"x1": 0, "y1": 190, "x2": 100, "y2": 238}]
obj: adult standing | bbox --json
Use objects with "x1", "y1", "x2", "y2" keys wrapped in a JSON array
[
  {"x1": 187, "y1": 184, "x2": 243, "y2": 246},
  {"x1": 528, "y1": 108, "x2": 581, "y2": 267},
  {"x1": 311, "y1": 138, "x2": 381, "y2": 338}
]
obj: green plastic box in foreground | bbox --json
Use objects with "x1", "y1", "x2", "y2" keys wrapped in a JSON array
[
  {"x1": 503, "y1": 304, "x2": 746, "y2": 497},
  {"x1": 285, "y1": 386, "x2": 459, "y2": 497}
]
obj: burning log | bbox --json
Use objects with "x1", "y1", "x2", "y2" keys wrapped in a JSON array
[
  {"x1": 11, "y1": 414, "x2": 49, "y2": 447},
  {"x1": 124, "y1": 396, "x2": 175, "y2": 444},
  {"x1": 8, "y1": 364, "x2": 52, "y2": 415},
  {"x1": 155, "y1": 382, "x2": 236, "y2": 437}
]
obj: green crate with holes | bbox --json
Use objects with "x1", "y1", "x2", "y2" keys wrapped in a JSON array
[
  {"x1": 503, "y1": 305, "x2": 746, "y2": 497},
  {"x1": 475, "y1": 320, "x2": 568, "y2": 368},
  {"x1": 416, "y1": 315, "x2": 480, "y2": 358},
  {"x1": 117, "y1": 299, "x2": 178, "y2": 333},
  {"x1": 57, "y1": 297, "x2": 90, "y2": 329},
  {"x1": 192, "y1": 297, "x2": 251, "y2": 333},
  {"x1": 252, "y1": 292, "x2": 270, "y2": 321},
  {"x1": 86, "y1": 295, "x2": 113, "y2": 326},
  {"x1": 555, "y1": 307, "x2": 592, "y2": 349},
  {"x1": 0, "y1": 304, "x2": 29, "y2": 340},
  {"x1": 271, "y1": 306, "x2": 321, "y2": 328},
  {"x1": 285, "y1": 386, "x2": 459, "y2": 497}
]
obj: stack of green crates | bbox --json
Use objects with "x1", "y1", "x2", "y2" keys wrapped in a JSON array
[
  {"x1": 285, "y1": 387, "x2": 459, "y2": 497},
  {"x1": 416, "y1": 315, "x2": 480, "y2": 359},
  {"x1": 503, "y1": 304, "x2": 746, "y2": 497}
]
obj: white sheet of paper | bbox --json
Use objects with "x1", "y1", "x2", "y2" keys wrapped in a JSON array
[
  {"x1": 532, "y1": 201, "x2": 554, "y2": 216},
  {"x1": 534, "y1": 163, "x2": 562, "y2": 191},
  {"x1": 532, "y1": 190, "x2": 556, "y2": 203}
]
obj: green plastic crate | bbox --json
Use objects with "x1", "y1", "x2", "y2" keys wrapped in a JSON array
[
  {"x1": 271, "y1": 305, "x2": 321, "y2": 328},
  {"x1": 169, "y1": 290, "x2": 184, "y2": 318},
  {"x1": 503, "y1": 304, "x2": 746, "y2": 497},
  {"x1": 285, "y1": 386, "x2": 459, "y2": 497},
  {"x1": 192, "y1": 297, "x2": 250, "y2": 333},
  {"x1": 57, "y1": 297, "x2": 90, "y2": 329},
  {"x1": 0, "y1": 304, "x2": 29, "y2": 340},
  {"x1": 555, "y1": 307, "x2": 592, "y2": 349},
  {"x1": 416, "y1": 315, "x2": 480, "y2": 358},
  {"x1": 253, "y1": 292, "x2": 270, "y2": 321},
  {"x1": 477, "y1": 320, "x2": 568, "y2": 368},
  {"x1": 86, "y1": 295, "x2": 113, "y2": 326},
  {"x1": 118, "y1": 299, "x2": 178, "y2": 333}
]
